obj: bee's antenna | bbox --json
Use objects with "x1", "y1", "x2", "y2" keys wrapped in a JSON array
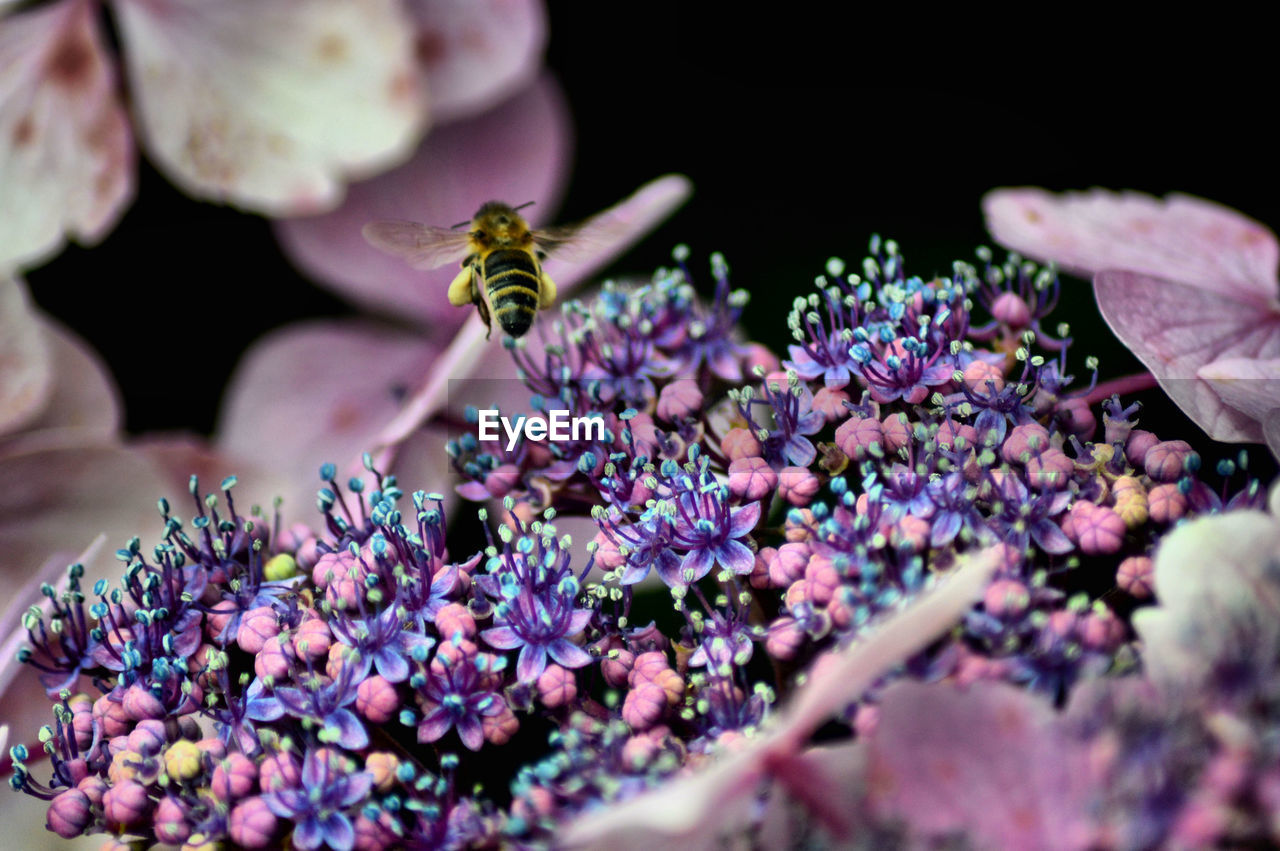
[
  {"x1": 449, "y1": 218, "x2": 470, "y2": 229},
  {"x1": 513, "y1": 201, "x2": 536, "y2": 212}
]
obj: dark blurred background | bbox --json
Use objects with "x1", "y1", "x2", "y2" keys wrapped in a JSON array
[{"x1": 24, "y1": 8, "x2": 1278, "y2": 469}]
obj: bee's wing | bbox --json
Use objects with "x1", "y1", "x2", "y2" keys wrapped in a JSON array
[
  {"x1": 532, "y1": 200, "x2": 656, "y2": 262},
  {"x1": 362, "y1": 221, "x2": 472, "y2": 270}
]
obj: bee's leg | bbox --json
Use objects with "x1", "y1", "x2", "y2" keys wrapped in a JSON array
[
  {"x1": 538, "y1": 271, "x2": 558, "y2": 309},
  {"x1": 474, "y1": 292, "x2": 493, "y2": 340},
  {"x1": 447, "y1": 265, "x2": 475, "y2": 307}
]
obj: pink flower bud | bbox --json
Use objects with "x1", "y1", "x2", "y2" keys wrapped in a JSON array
[
  {"x1": 721, "y1": 427, "x2": 762, "y2": 461},
  {"x1": 602, "y1": 649, "x2": 635, "y2": 688},
  {"x1": 811, "y1": 387, "x2": 850, "y2": 422},
  {"x1": 47, "y1": 788, "x2": 93, "y2": 838},
  {"x1": 935, "y1": 420, "x2": 978, "y2": 450},
  {"x1": 784, "y1": 579, "x2": 811, "y2": 611},
  {"x1": 728, "y1": 456, "x2": 778, "y2": 501},
  {"x1": 853, "y1": 703, "x2": 880, "y2": 738},
  {"x1": 1116, "y1": 555, "x2": 1154, "y2": 599},
  {"x1": 827, "y1": 595, "x2": 853, "y2": 629},
  {"x1": 153, "y1": 795, "x2": 192, "y2": 844},
  {"x1": 984, "y1": 579, "x2": 1031, "y2": 619},
  {"x1": 622, "y1": 682, "x2": 667, "y2": 730},
  {"x1": 292, "y1": 616, "x2": 332, "y2": 661},
  {"x1": 778, "y1": 466, "x2": 820, "y2": 506},
  {"x1": 881, "y1": 414, "x2": 911, "y2": 453},
  {"x1": 769, "y1": 542, "x2": 809, "y2": 587},
  {"x1": 103, "y1": 780, "x2": 151, "y2": 828},
  {"x1": 237, "y1": 607, "x2": 280, "y2": 655},
  {"x1": 656, "y1": 379, "x2": 703, "y2": 421},
  {"x1": 211, "y1": 753, "x2": 257, "y2": 802},
  {"x1": 743, "y1": 548, "x2": 770, "y2": 592},
  {"x1": 77, "y1": 776, "x2": 107, "y2": 808},
  {"x1": 204, "y1": 599, "x2": 237, "y2": 641},
  {"x1": 357, "y1": 675, "x2": 400, "y2": 724},
  {"x1": 122, "y1": 682, "x2": 165, "y2": 721},
  {"x1": 1079, "y1": 609, "x2": 1125, "y2": 652},
  {"x1": 1001, "y1": 423, "x2": 1052, "y2": 464},
  {"x1": 630, "y1": 651, "x2": 670, "y2": 684},
  {"x1": 128, "y1": 718, "x2": 168, "y2": 756},
  {"x1": 366, "y1": 752, "x2": 400, "y2": 793},
  {"x1": 229, "y1": 797, "x2": 279, "y2": 849},
  {"x1": 745, "y1": 343, "x2": 780, "y2": 374},
  {"x1": 991, "y1": 291, "x2": 1032, "y2": 328},
  {"x1": 254, "y1": 634, "x2": 293, "y2": 681},
  {"x1": 621, "y1": 734, "x2": 659, "y2": 769},
  {"x1": 1147, "y1": 483, "x2": 1188, "y2": 524},
  {"x1": 259, "y1": 750, "x2": 301, "y2": 794},
  {"x1": 1025, "y1": 448, "x2": 1074, "y2": 490},
  {"x1": 765, "y1": 617, "x2": 806, "y2": 660},
  {"x1": 537, "y1": 664, "x2": 578, "y2": 708},
  {"x1": 804, "y1": 556, "x2": 841, "y2": 606},
  {"x1": 1046, "y1": 610, "x2": 1079, "y2": 641},
  {"x1": 890, "y1": 515, "x2": 930, "y2": 553},
  {"x1": 1125, "y1": 429, "x2": 1160, "y2": 468},
  {"x1": 1055, "y1": 397, "x2": 1096, "y2": 440},
  {"x1": 482, "y1": 706, "x2": 519, "y2": 745},
  {"x1": 1144, "y1": 440, "x2": 1196, "y2": 482},
  {"x1": 835, "y1": 415, "x2": 883, "y2": 460},
  {"x1": 1076, "y1": 505, "x2": 1126, "y2": 555},
  {"x1": 963, "y1": 360, "x2": 1004, "y2": 393},
  {"x1": 435, "y1": 602, "x2": 476, "y2": 641},
  {"x1": 311, "y1": 550, "x2": 352, "y2": 589},
  {"x1": 354, "y1": 811, "x2": 401, "y2": 851}
]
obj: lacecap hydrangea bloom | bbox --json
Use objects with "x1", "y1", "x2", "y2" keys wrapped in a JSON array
[{"x1": 5, "y1": 228, "x2": 1278, "y2": 848}]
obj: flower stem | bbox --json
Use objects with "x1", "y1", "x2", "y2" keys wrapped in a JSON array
[{"x1": 1083, "y1": 371, "x2": 1158, "y2": 407}]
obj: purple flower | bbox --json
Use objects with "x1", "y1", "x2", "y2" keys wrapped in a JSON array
[
  {"x1": 475, "y1": 521, "x2": 595, "y2": 683},
  {"x1": 330, "y1": 603, "x2": 434, "y2": 684},
  {"x1": 264, "y1": 747, "x2": 373, "y2": 851},
  {"x1": 412, "y1": 639, "x2": 506, "y2": 751},
  {"x1": 666, "y1": 475, "x2": 760, "y2": 586},
  {"x1": 269, "y1": 662, "x2": 369, "y2": 750}
]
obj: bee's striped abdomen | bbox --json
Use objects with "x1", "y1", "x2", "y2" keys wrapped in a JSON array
[{"x1": 484, "y1": 248, "x2": 540, "y2": 337}]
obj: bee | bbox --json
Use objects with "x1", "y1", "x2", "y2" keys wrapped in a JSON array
[{"x1": 363, "y1": 200, "x2": 609, "y2": 339}]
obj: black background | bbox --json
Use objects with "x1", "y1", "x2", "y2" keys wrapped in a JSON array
[{"x1": 23, "y1": 8, "x2": 1278, "y2": 469}]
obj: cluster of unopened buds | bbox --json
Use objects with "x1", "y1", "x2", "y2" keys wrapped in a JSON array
[{"x1": 8, "y1": 239, "x2": 1268, "y2": 848}]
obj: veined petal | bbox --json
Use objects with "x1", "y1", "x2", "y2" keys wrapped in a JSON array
[
  {"x1": 407, "y1": 0, "x2": 547, "y2": 124},
  {"x1": 0, "y1": 0, "x2": 133, "y2": 272},
  {"x1": 1198, "y1": 357, "x2": 1280, "y2": 424},
  {"x1": 983, "y1": 187, "x2": 1280, "y2": 305},
  {"x1": 0, "y1": 277, "x2": 52, "y2": 437},
  {"x1": 19, "y1": 317, "x2": 120, "y2": 441},
  {"x1": 214, "y1": 320, "x2": 443, "y2": 526},
  {"x1": 1095, "y1": 270, "x2": 1280, "y2": 443},
  {"x1": 479, "y1": 625, "x2": 524, "y2": 651},
  {"x1": 547, "y1": 637, "x2": 591, "y2": 669},
  {"x1": 456, "y1": 713, "x2": 484, "y2": 751},
  {"x1": 113, "y1": 0, "x2": 427, "y2": 215},
  {"x1": 516, "y1": 642, "x2": 547, "y2": 683},
  {"x1": 716, "y1": 538, "x2": 755, "y2": 575},
  {"x1": 274, "y1": 75, "x2": 571, "y2": 329},
  {"x1": 727, "y1": 502, "x2": 760, "y2": 538}
]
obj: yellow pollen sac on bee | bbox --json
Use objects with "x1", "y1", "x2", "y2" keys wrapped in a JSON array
[{"x1": 448, "y1": 266, "x2": 475, "y2": 307}]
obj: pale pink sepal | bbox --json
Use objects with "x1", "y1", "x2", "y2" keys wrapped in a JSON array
[
  {"x1": 0, "y1": 0, "x2": 133, "y2": 272},
  {"x1": 407, "y1": 0, "x2": 548, "y2": 124},
  {"x1": 112, "y1": 0, "x2": 427, "y2": 216},
  {"x1": 0, "y1": 277, "x2": 52, "y2": 437}
]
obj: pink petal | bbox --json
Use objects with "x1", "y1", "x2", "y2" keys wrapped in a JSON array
[
  {"x1": 14, "y1": 317, "x2": 121, "y2": 443},
  {"x1": 867, "y1": 680, "x2": 1091, "y2": 850},
  {"x1": 273, "y1": 74, "x2": 571, "y2": 331},
  {"x1": 0, "y1": 278, "x2": 52, "y2": 438},
  {"x1": 1133, "y1": 508, "x2": 1280, "y2": 695},
  {"x1": 0, "y1": 0, "x2": 133, "y2": 271},
  {"x1": 112, "y1": 0, "x2": 427, "y2": 216},
  {"x1": 214, "y1": 321, "x2": 443, "y2": 526},
  {"x1": 984, "y1": 188, "x2": 1280, "y2": 304},
  {"x1": 1197, "y1": 357, "x2": 1280, "y2": 424},
  {"x1": 1094, "y1": 269, "x2": 1280, "y2": 442},
  {"x1": 0, "y1": 444, "x2": 170, "y2": 745},
  {"x1": 407, "y1": 0, "x2": 547, "y2": 124},
  {"x1": 368, "y1": 174, "x2": 693, "y2": 455}
]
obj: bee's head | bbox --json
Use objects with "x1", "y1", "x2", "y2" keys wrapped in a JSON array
[{"x1": 472, "y1": 201, "x2": 533, "y2": 245}]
